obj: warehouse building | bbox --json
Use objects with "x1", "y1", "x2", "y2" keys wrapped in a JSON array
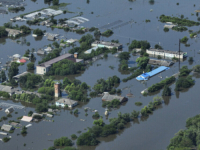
[{"x1": 146, "y1": 48, "x2": 187, "y2": 59}]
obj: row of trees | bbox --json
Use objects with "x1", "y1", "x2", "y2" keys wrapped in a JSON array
[{"x1": 167, "y1": 114, "x2": 200, "y2": 150}]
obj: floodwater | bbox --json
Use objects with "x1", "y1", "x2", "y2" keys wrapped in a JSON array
[{"x1": 0, "y1": 0, "x2": 200, "y2": 149}]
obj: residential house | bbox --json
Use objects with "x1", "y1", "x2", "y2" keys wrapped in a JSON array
[
  {"x1": 55, "y1": 98, "x2": 78, "y2": 108},
  {"x1": 21, "y1": 116, "x2": 33, "y2": 122},
  {"x1": 5, "y1": 107, "x2": 14, "y2": 114},
  {"x1": 84, "y1": 46, "x2": 99, "y2": 54},
  {"x1": 37, "y1": 49, "x2": 46, "y2": 55},
  {"x1": 1, "y1": 124, "x2": 14, "y2": 132},
  {"x1": 47, "y1": 35, "x2": 55, "y2": 41},
  {"x1": 102, "y1": 92, "x2": 128, "y2": 103},
  {"x1": 0, "y1": 85, "x2": 18, "y2": 96},
  {"x1": 6, "y1": 28, "x2": 23, "y2": 37}
]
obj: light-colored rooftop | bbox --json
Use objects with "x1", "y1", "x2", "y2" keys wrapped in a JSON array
[{"x1": 56, "y1": 98, "x2": 78, "y2": 105}]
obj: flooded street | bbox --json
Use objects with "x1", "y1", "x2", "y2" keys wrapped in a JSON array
[{"x1": 0, "y1": 0, "x2": 200, "y2": 149}]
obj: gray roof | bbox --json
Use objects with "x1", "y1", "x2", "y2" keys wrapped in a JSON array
[
  {"x1": 1, "y1": 124, "x2": 14, "y2": 132},
  {"x1": 148, "y1": 59, "x2": 174, "y2": 67},
  {"x1": 60, "y1": 43, "x2": 66, "y2": 47},
  {"x1": 47, "y1": 35, "x2": 55, "y2": 40},
  {"x1": 0, "y1": 85, "x2": 18, "y2": 94},
  {"x1": 13, "y1": 71, "x2": 30, "y2": 79},
  {"x1": 147, "y1": 48, "x2": 186, "y2": 55},
  {"x1": 37, "y1": 53, "x2": 73, "y2": 67},
  {"x1": 56, "y1": 98, "x2": 78, "y2": 105},
  {"x1": 5, "y1": 107, "x2": 14, "y2": 113},
  {"x1": 32, "y1": 113, "x2": 43, "y2": 117},
  {"x1": 37, "y1": 49, "x2": 46, "y2": 55},
  {"x1": 102, "y1": 93, "x2": 126, "y2": 102},
  {"x1": 92, "y1": 41, "x2": 122, "y2": 47}
]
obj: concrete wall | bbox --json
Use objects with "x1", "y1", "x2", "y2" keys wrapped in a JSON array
[{"x1": 36, "y1": 66, "x2": 47, "y2": 75}]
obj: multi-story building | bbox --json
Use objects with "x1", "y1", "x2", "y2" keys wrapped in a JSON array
[{"x1": 91, "y1": 41, "x2": 122, "y2": 50}]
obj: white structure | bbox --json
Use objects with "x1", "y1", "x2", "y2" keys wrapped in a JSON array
[
  {"x1": 44, "y1": 47, "x2": 52, "y2": 52},
  {"x1": 66, "y1": 39, "x2": 77, "y2": 44},
  {"x1": 164, "y1": 24, "x2": 176, "y2": 29},
  {"x1": 1, "y1": 124, "x2": 14, "y2": 132},
  {"x1": 13, "y1": 54, "x2": 21, "y2": 59},
  {"x1": 84, "y1": 46, "x2": 98, "y2": 54},
  {"x1": 146, "y1": 49, "x2": 187, "y2": 59},
  {"x1": 55, "y1": 98, "x2": 78, "y2": 108},
  {"x1": 21, "y1": 116, "x2": 33, "y2": 122},
  {"x1": 92, "y1": 41, "x2": 122, "y2": 50},
  {"x1": 5, "y1": 107, "x2": 14, "y2": 113}
]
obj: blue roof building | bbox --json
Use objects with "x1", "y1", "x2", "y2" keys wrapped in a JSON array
[{"x1": 136, "y1": 66, "x2": 170, "y2": 81}]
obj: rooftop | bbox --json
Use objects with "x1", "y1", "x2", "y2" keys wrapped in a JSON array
[
  {"x1": 92, "y1": 41, "x2": 122, "y2": 47},
  {"x1": 84, "y1": 46, "x2": 99, "y2": 54},
  {"x1": 37, "y1": 53, "x2": 73, "y2": 67},
  {"x1": 56, "y1": 98, "x2": 78, "y2": 105},
  {"x1": 13, "y1": 71, "x2": 29, "y2": 79},
  {"x1": 102, "y1": 93, "x2": 126, "y2": 102},
  {"x1": 1, "y1": 124, "x2": 13, "y2": 131},
  {"x1": 0, "y1": 85, "x2": 18, "y2": 93}
]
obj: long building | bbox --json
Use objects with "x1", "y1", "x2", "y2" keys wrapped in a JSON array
[
  {"x1": 91, "y1": 41, "x2": 122, "y2": 50},
  {"x1": 146, "y1": 48, "x2": 187, "y2": 59},
  {"x1": 36, "y1": 53, "x2": 84, "y2": 75}
]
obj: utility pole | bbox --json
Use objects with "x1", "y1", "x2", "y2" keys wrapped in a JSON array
[{"x1": 179, "y1": 39, "x2": 181, "y2": 71}]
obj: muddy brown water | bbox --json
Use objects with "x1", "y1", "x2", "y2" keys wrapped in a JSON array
[{"x1": 0, "y1": 0, "x2": 200, "y2": 149}]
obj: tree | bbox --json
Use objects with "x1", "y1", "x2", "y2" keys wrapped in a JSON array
[
  {"x1": 0, "y1": 71, "x2": 6, "y2": 82},
  {"x1": 27, "y1": 62, "x2": 34, "y2": 70},
  {"x1": 181, "y1": 36, "x2": 188, "y2": 43},
  {"x1": 0, "y1": 26, "x2": 8, "y2": 38},
  {"x1": 118, "y1": 52, "x2": 130, "y2": 61},
  {"x1": 128, "y1": 40, "x2": 150, "y2": 51},
  {"x1": 54, "y1": 137, "x2": 72, "y2": 146},
  {"x1": 136, "y1": 57, "x2": 149, "y2": 69},
  {"x1": 93, "y1": 119, "x2": 104, "y2": 126},
  {"x1": 53, "y1": 0, "x2": 59, "y2": 5},
  {"x1": 193, "y1": 65, "x2": 200, "y2": 73},
  {"x1": 162, "y1": 85, "x2": 171, "y2": 96},
  {"x1": 33, "y1": 28, "x2": 43, "y2": 36},
  {"x1": 8, "y1": 62, "x2": 19, "y2": 81}
]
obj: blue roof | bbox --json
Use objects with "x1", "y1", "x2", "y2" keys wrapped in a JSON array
[
  {"x1": 136, "y1": 66, "x2": 170, "y2": 81},
  {"x1": 147, "y1": 66, "x2": 169, "y2": 77}
]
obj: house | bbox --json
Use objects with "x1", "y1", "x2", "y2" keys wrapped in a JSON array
[
  {"x1": 84, "y1": 46, "x2": 99, "y2": 54},
  {"x1": 44, "y1": 47, "x2": 52, "y2": 52},
  {"x1": 36, "y1": 53, "x2": 84, "y2": 75},
  {"x1": 102, "y1": 92, "x2": 128, "y2": 103},
  {"x1": 21, "y1": 116, "x2": 33, "y2": 122},
  {"x1": 13, "y1": 71, "x2": 30, "y2": 81},
  {"x1": 55, "y1": 98, "x2": 78, "y2": 108},
  {"x1": 6, "y1": 28, "x2": 23, "y2": 37},
  {"x1": 92, "y1": 41, "x2": 122, "y2": 50},
  {"x1": 46, "y1": 114, "x2": 53, "y2": 118},
  {"x1": 48, "y1": 108, "x2": 53, "y2": 112},
  {"x1": 66, "y1": 39, "x2": 77, "y2": 44},
  {"x1": 47, "y1": 35, "x2": 55, "y2": 41},
  {"x1": 32, "y1": 113, "x2": 43, "y2": 118},
  {"x1": 0, "y1": 85, "x2": 18, "y2": 96},
  {"x1": 10, "y1": 122, "x2": 18, "y2": 126},
  {"x1": 146, "y1": 48, "x2": 187, "y2": 59},
  {"x1": 60, "y1": 43, "x2": 66, "y2": 47},
  {"x1": 1, "y1": 124, "x2": 14, "y2": 132},
  {"x1": 5, "y1": 107, "x2": 14, "y2": 113},
  {"x1": 37, "y1": 49, "x2": 46, "y2": 55}
]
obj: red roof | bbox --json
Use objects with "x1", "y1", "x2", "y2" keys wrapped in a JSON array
[{"x1": 19, "y1": 59, "x2": 26, "y2": 63}]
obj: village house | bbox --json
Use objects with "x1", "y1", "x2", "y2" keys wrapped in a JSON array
[
  {"x1": 84, "y1": 46, "x2": 99, "y2": 54},
  {"x1": 6, "y1": 28, "x2": 23, "y2": 37},
  {"x1": 1, "y1": 124, "x2": 14, "y2": 132},
  {"x1": 92, "y1": 41, "x2": 122, "y2": 50},
  {"x1": 0, "y1": 85, "x2": 18, "y2": 96},
  {"x1": 148, "y1": 59, "x2": 174, "y2": 67},
  {"x1": 55, "y1": 98, "x2": 78, "y2": 108},
  {"x1": 5, "y1": 107, "x2": 14, "y2": 114},
  {"x1": 37, "y1": 49, "x2": 46, "y2": 55},
  {"x1": 102, "y1": 92, "x2": 128, "y2": 103},
  {"x1": 21, "y1": 116, "x2": 33, "y2": 122},
  {"x1": 146, "y1": 48, "x2": 187, "y2": 59},
  {"x1": 36, "y1": 53, "x2": 84, "y2": 75}
]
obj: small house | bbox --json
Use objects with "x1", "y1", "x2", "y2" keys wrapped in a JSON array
[
  {"x1": 102, "y1": 92, "x2": 128, "y2": 103},
  {"x1": 55, "y1": 98, "x2": 78, "y2": 108},
  {"x1": 21, "y1": 116, "x2": 33, "y2": 122},
  {"x1": 5, "y1": 107, "x2": 14, "y2": 113},
  {"x1": 37, "y1": 49, "x2": 46, "y2": 55},
  {"x1": 47, "y1": 35, "x2": 55, "y2": 41},
  {"x1": 1, "y1": 124, "x2": 14, "y2": 132}
]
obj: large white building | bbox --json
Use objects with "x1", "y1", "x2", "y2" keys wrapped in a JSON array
[
  {"x1": 146, "y1": 49, "x2": 187, "y2": 59},
  {"x1": 91, "y1": 41, "x2": 122, "y2": 50},
  {"x1": 55, "y1": 98, "x2": 78, "y2": 108},
  {"x1": 36, "y1": 53, "x2": 84, "y2": 75}
]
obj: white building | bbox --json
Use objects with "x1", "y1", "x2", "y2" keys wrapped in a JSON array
[
  {"x1": 55, "y1": 98, "x2": 78, "y2": 108},
  {"x1": 91, "y1": 41, "x2": 122, "y2": 50},
  {"x1": 146, "y1": 49, "x2": 187, "y2": 59},
  {"x1": 5, "y1": 107, "x2": 14, "y2": 114}
]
